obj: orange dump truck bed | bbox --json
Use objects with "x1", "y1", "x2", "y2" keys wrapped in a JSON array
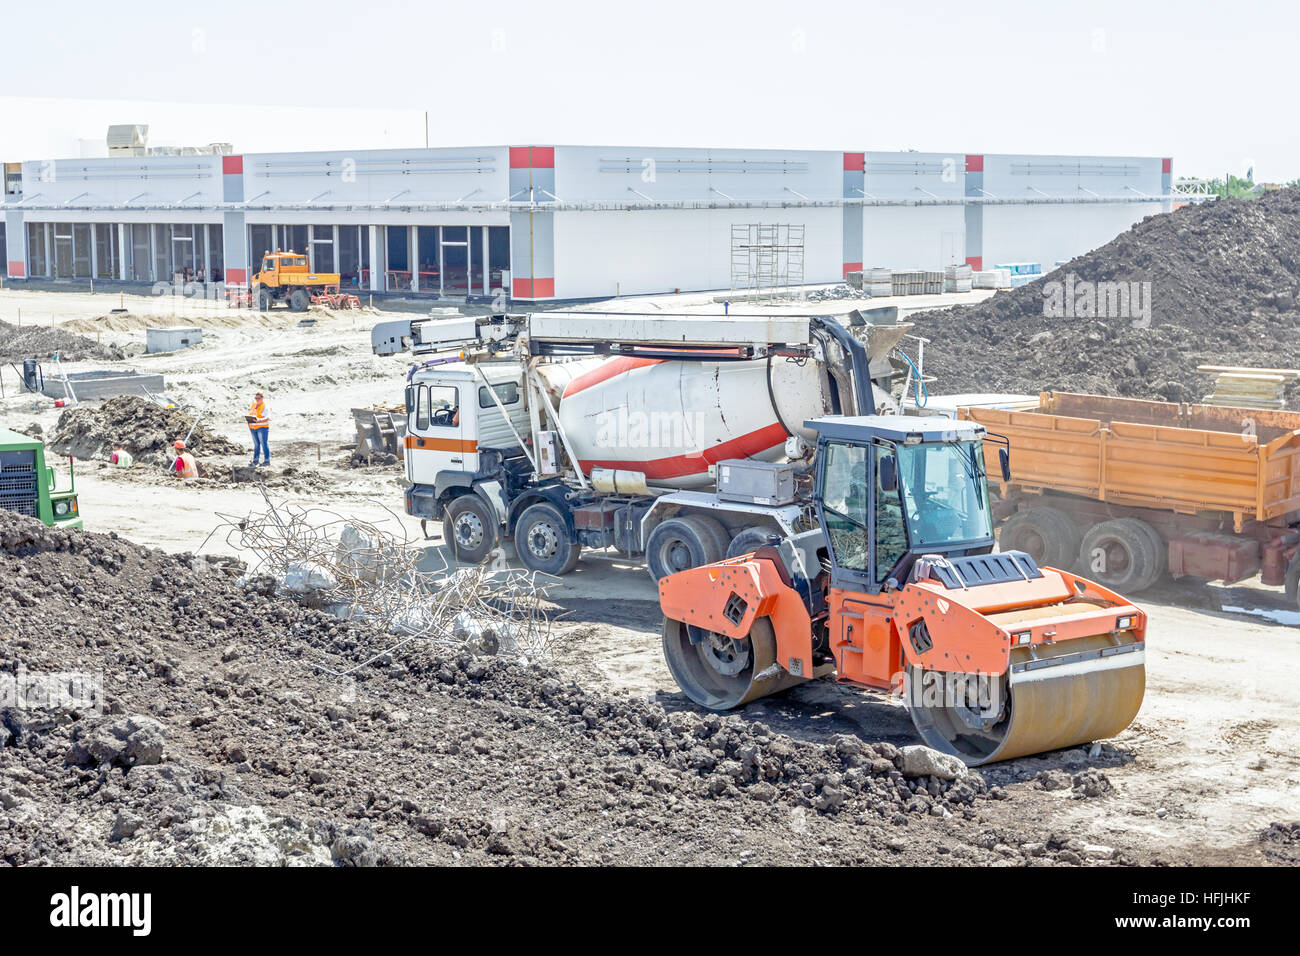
[{"x1": 962, "y1": 392, "x2": 1300, "y2": 529}]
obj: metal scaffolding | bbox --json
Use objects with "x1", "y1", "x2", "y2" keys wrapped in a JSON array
[{"x1": 730, "y1": 223, "x2": 805, "y2": 301}]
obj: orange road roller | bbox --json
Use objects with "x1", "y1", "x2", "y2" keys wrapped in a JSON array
[{"x1": 659, "y1": 416, "x2": 1146, "y2": 765}]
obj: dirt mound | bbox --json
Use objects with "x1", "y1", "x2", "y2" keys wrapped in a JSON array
[
  {"x1": 0, "y1": 319, "x2": 125, "y2": 363},
  {"x1": 0, "y1": 511, "x2": 1110, "y2": 866},
  {"x1": 908, "y1": 188, "x2": 1300, "y2": 405},
  {"x1": 49, "y1": 396, "x2": 242, "y2": 465}
]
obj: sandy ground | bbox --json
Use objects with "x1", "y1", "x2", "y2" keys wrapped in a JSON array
[{"x1": 1, "y1": 284, "x2": 1295, "y2": 864}]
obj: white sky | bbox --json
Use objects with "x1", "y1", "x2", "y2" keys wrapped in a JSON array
[{"x1": 2, "y1": 0, "x2": 1297, "y2": 181}]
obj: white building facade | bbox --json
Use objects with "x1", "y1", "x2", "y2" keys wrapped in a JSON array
[{"x1": 1, "y1": 145, "x2": 1173, "y2": 301}]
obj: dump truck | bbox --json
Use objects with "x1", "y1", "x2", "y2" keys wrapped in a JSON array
[
  {"x1": 250, "y1": 251, "x2": 344, "y2": 312},
  {"x1": 0, "y1": 427, "x2": 82, "y2": 528},
  {"x1": 658, "y1": 414, "x2": 1146, "y2": 766},
  {"x1": 963, "y1": 391, "x2": 1300, "y2": 604},
  {"x1": 372, "y1": 311, "x2": 914, "y2": 578}
]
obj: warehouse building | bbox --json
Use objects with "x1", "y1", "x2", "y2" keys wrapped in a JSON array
[{"x1": 1, "y1": 145, "x2": 1173, "y2": 301}]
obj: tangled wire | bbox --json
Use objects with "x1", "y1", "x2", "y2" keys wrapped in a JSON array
[{"x1": 203, "y1": 487, "x2": 563, "y2": 674}]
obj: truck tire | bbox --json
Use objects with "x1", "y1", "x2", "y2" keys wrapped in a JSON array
[
  {"x1": 289, "y1": 289, "x2": 310, "y2": 312},
  {"x1": 690, "y1": 514, "x2": 732, "y2": 561},
  {"x1": 726, "y1": 525, "x2": 781, "y2": 559},
  {"x1": 646, "y1": 516, "x2": 724, "y2": 581},
  {"x1": 442, "y1": 494, "x2": 498, "y2": 565},
  {"x1": 999, "y1": 506, "x2": 1081, "y2": 569},
  {"x1": 514, "y1": 502, "x2": 581, "y2": 575},
  {"x1": 1284, "y1": 553, "x2": 1300, "y2": 609},
  {"x1": 256, "y1": 287, "x2": 272, "y2": 311},
  {"x1": 1116, "y1": 517, "x2": 1166, "y2": 591},
  {"x1": 1078, "y1": 518, "x2": 1159, "y2": 593}
]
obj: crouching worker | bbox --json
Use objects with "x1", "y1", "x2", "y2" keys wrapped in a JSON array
[
  {"x1": 109, "y1": 443, "x2": 134, "y2": 467},
  {"x1": 172, "y1": 439, "x2": 198, "y2": 479}
]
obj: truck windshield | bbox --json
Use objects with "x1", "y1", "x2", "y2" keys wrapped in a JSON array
[{"x1": 896, "y1": 440, "x2": 992, "y2": 548}]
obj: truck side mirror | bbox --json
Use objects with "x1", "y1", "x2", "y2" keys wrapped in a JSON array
[
  {"x1": 879, "y1": 454, "x2": 898, "y2": 492},
  {"x1": 998, "y1": 447, "x2": 1011, "y2": 482}
]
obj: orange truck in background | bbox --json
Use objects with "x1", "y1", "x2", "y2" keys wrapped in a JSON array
[
  {"x1": 963, "y1": 391, "x2": 1300, "y2": 605},
  {"x1": 250, "y1": 251, "x2": 344, "y2": 312}
]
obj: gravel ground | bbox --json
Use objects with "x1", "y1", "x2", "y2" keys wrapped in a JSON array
[{"x1": 0, "y1": 511, "x2": 1175, "y2": 867}]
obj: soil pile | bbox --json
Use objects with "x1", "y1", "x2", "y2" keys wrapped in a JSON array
[
  {"x1": 49, "y1": 396, "x2": 242, "y2": 464},
  {"x1": 908, "y1": 188, "x2": 1300, "y2": 405},
  {"x1": 0, "y1": 319, "x2": 124, "y2": 363},
  {"x1": 0, "y1": 511, "x2": 1115, "y2": 866}
]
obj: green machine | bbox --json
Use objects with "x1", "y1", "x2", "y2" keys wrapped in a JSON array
[{"x1": 0, "y1": 427, "x2": 82, "y2": 529}]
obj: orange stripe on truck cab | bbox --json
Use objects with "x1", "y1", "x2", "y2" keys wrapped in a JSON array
[{"x1": 404, "y1": 435, "x2": 478, "y2": 453}]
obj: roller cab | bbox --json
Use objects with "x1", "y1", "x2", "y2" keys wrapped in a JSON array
[{"x1": 658, "y1": 414, "x2": 1147, "y2": 766}]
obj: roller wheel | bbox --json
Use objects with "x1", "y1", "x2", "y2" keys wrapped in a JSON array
[
  {"x1": 999, "y1": 506, "x2": 1081, "y2": 570},
  {"x1": 906, "y1": 630, "x2": 1145, "y2": 765},
  {"x1": 514, "y1": 502, "x2": 581, "y2": 575},
  {"x1": 289, "y1": 288, "x2": 310, "y2": 312},
  {"x1": 645, "y1": 516, "x2": 725, "y2": 581},
  {"x1": 725, "y1": 525, "x2": 781, "y2": 559},
  {"x1": 1078, "y1": 518, "x2": 1159, "y2": 593},
  {"x1": 442, "y1": 494, "x2": 498, "y2": 565},
  {"x1": 662, "y1": 616, "x2": 808, "y2": 710}
]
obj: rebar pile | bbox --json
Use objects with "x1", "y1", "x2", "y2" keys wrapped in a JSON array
[{"x1": 206, "y1": 488, "x2": 562, "y2": 672}]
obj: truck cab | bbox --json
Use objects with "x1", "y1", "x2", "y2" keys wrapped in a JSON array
[
  {"x1": 402, "y1": 361, "x2": 533, "y2": 556},
  {"x1": 0, "y1": 428, "x2": 82, "y2": 529},
  {"x1": 250, "y1": 250, "x2": 341, "y2": 311}
]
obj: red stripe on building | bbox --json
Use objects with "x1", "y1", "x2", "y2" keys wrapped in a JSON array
[
  {"x1": 965, "y1": 256, "x2": 983, "y2": 271},
  {"x1": 509, "y1": 146, "x2": 555, "y2": 169},
  {"x1": 1161, "y1": 158, "x2": 1172, "y2": 174},
  {"x1": 226, "y1": 267, "x2": 248, "y2": 284},
  {"x1": 842, "y1": 262, "x2": 863, "y2": 278},
  {"x1": 222, "y1": 155, "x2": 243, "y2": 175},
  {"x1": 578, "y1": 422, "x2": 790, "y2": 481},
  {"x1": 965, "y1": 154, "x2": 984, "y2": 173},
  {"x1": 843, "y1": 152, "x2": 864, "y2": 172},
  {"x1": 7, "y1": 261, "x2": 25, "y2": 278},
  {"x1": 562, "y1": 357, "x2": 664, "y2": 398},
  {"x1": 512, "y1": 277, "x2": 555, "y2": 298}
]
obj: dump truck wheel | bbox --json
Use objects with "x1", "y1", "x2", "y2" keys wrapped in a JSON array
[
  {"x1": 289, "y1": 289, "x2": 310, "y2": 312},
  {"x1": 999, "y1": 507, "x2": 1080, "y2": 569},
  {"x1": 514, "y1": 502, "x2": 581, "y2": 575},
  {"x1": 1117, "y1": 517, "x2": 1166, "y2": 591},
  {"x1": 442, "y1": 495, "x2": 497, "y2": 565},
  {"x1": 726, "y1": 525, "x2": 781, "y2": 559},
  {"x1": 1078, "y1": 518, "x2": 1158, "y2": 592},
  {"x1": 646, "y1": 516, "x2": 724, "y2": 581}
]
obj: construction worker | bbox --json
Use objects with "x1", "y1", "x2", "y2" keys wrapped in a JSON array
[
  {"x1": 109, "y1": 443, "x2": 134, "y2": 467},
  {"x1": 172, "y1": 440, "x2": 198, "y2": 479},
  {"x1": 248, "y1": 391, "x2": 270, "y2": 466}
]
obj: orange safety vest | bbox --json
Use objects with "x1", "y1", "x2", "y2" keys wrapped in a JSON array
[
  {"x1": 175, "y1": 452, "x2": 198, "y2": 479},
  {"x1": 249, "y1": 399, "x2": 269, "y2": 430}
]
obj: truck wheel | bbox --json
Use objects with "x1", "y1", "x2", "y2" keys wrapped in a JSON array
[
  {"x1": 999, "y1": 506, "x2": 1081, "y2": 569},
  {"x1": 256, "y1": 288, "x2": 272, "y2": 311},
  {"x1": 1078, "y1": 519, "x2": 1158, "y2": 593},
  {"x1": 726, "y1": 525, "x2": 781, "y2": 559},
  {"x1": 514, "y1": 502, "x2": 581, "y2": 575},
  {"x1": 1117, "y1": 517, "x2": 1166, "y2": 591},
  {"x1": 289, "y1": 289, "x2": 310, "y2": 312},
  {"x1": 442, "y1": 495, "x2": 498, "y2": 565},
  {"x1": 1284, "y1": 554, "x2": 1300, "y2": 608},
  {"x1": 646, "y1": 516, "x2": 724, "y2": 581}
]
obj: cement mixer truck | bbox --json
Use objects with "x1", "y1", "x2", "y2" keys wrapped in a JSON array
[{"x1": 371, "y1": 311, "x2": 913, "y2": 578}]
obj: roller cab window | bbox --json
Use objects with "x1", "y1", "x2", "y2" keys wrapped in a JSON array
[
  {"x1": 895, "y1": 440, "x2": 992, "y2": 549},
  {"x1": 820, "y1": 442, "x2": 870, "y2": 573}
]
